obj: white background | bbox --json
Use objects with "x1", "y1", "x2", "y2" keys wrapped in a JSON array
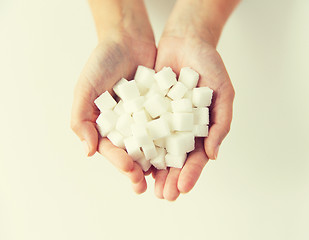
[{"x1": 0, "y1": 0, "x2": 308, "y2": 239}]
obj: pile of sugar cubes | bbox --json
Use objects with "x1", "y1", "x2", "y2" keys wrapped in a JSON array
[{"x1": 94, "y1": 66, "x2": 213, "y2": 171}]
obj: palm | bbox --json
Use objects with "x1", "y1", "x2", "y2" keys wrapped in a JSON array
[
  {"x1": 71, "y1": 35, "x2": 156, "y2": 193},
  {"x1": 153, "y1": 36, "x2": 235, "y2": 200}
]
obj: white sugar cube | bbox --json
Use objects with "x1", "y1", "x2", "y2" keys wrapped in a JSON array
[
  {"x1": 193, "y1": 107, "x2": 209, "y2": 125},
  {"x1": 166, "y1": 132, "x2": 195, "y2": 154},
  {"x1": 172, "y1": 112, "x2": 194, "y2": 131},
  {"x1": 165, "y1": 153, "x2": 187, "y2": 168},
  {"x1": 147, "y1": 118, "x2": 170, "y2": 140},
  {"x1": 192, "y1": 87, "x2": 213, "y2": 107},
  {"x1": 142, "y1": 141, "x2": 158, "y2": 160},
  {"x1": 164, "y1": 97, "x2": 172, "y2": 112},
  {"x1": 94, "y1": 91, "x2": 117, "y2": 111},
  {"x1": 150, "y1": 147, "x2": 167, "y2": 170},
  {"x1": 107, "y1": 130, "x2": 125, "y2": 149},
  {"x1": 132, "y1": 109, "x2": 151, "y2": 125},
  {"x1": 123, "y1": 96, "x2": 145, "y2": 114},
  {"x1": 96, "y1": 110, "x2": 118, "y2": 136},
  {"x1": 160, "y1": 112, "x2": 174, "y2": 131},
  {"x1": 117, "y1": 80, "x2": 140, "y2": 101},
  {"x1": 115, "y1": 114, "x2": 134, "y2": 137},
  {"x1": 144, "y1": 94, "x2": 168, "y2": 118},
  {"x1": 193, "y1": 125, "x2": 209, "y2": 137},
  {"x1": 154, "y1": 67, "x2": 177, "y2": 90},
  {"x1": 154, "y1": 138, "x2": 165, "y2": 148},
  {"x1": 136, "y1": 82, "x2": 148, "y2": 96},
  {"x1": 136, "y1": 156, "x2": 151, "y2": 172},
  {"x1": 131, "y1": 124, "x2": 152, "y2": 147},
  {"x1": 113, "y1": 78, "x2": 128, "y2": 97},
  {"x1": 183, "y1": 90, "x2": 193, "y2": 101},
  {"x1": 124, "y1": 136, "x2": 144, "y2": 160},
  {"x1": 134, "y1": 65, "x2": 155, "y2": 89},
  {"x1": 167, "y1": 82, "x2": 188, "y2": 100},
  {"x1": 113, "y1": 100, "x2": 125, "y2": 115},
  {"x1": 146, "y1": 82, "x2": 169, "y2": 98},
  {"x1": 171, "y1": 99, "x2": 193, "y2": 113},
  {"x1": 178, "y1": 67, "x2": 199, "y2": 89}
]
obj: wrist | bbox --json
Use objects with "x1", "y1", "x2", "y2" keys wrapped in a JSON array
[{"x1": 162, "y1": 0, "x2": 240, "y2": 47}]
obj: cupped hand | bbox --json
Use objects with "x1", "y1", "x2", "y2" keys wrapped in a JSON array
[
  {"x1": 153, "y1": 35, "x2": 235, "y2": 201},
  {"x1": 71, "y1": 33, "x2": 156, "y2": 194}
]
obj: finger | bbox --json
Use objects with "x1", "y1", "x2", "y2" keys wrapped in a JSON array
[
  {"x1": 154, "y1": 169, "x2": 168, "y2": 199},
  {"x1": 98, "y1": 138, "x2": 134, "y2": 172},
  {"x1": 124, "y1": 162, "x2": 144, "y2": 184},
  {"x1": 163, "y1": 168, "x2": 181, "y2": 201},
  {"x1": 204, "y1": 84, "x2": 235, "y2": 159},
  {"x1": 178, "y1": 138, "x2": 208, "y2": 193},
  {"x1": 132, "y1": 178, "x2": 147, "y2": 194},
  {"x1": 71, "y1": 82, "x2": 99, "y2": 156}
]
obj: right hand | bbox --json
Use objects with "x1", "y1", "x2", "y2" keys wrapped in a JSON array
[{"x1": 71, "y1": 32, "x2": 156, "y2": 194}]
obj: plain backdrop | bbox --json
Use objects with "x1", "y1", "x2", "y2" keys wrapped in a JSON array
[{"x1": 0, "y1": 0, "x2": 309, "y2": 239}]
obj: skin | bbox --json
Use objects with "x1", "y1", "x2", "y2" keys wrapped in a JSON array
[{"x1": 71, "y1": 0, "x2": 239, "y2": 199}]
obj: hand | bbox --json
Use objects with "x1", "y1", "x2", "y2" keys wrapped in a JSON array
[
  {"x1": 71, "y1": 32, "x2": 156, "y2": 194},
  {"x1": 153, "y1": 35, "x2": 235, "y2": 201}
]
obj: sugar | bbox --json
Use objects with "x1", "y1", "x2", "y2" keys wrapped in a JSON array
[
  {"x1": 123, "y1": 96, "x2": 145, "y2": 114},
  {"x1": 136, "y1": 156, "x2": 152, "y2": 172},
  {"x1": 113, "y1": 78, "x2": 128, "y2": 97},
  {"x1": 165, "y1": 153, "x2": 187, "y2": 168},
  {"x1": 193, "y1": 125, "x2": 209, "y2": 137},
  {"x1": 171, "y1": 98, "x2": 193, "y2": 113},
  {"x1": 160, "y1": 112, "x2": 174, "y2": 131},
  {"x1": 115, "y1": 114, "x2": 134, "y2": 137},
  {"x1": 144, "y1": 94, "x2": 168, "y2": 118},
  {"x1": 96, "y1": 110, "x2": 118, "y2": 137},
  {"x1": 107, "y1": 130, "x2": 125, "y2": 149},
  {"x1": 153, "y1": 138, "x2": 165, "y2": 148},
  {"x1": 117, "y1": 80, "x2": 140, "y2": 101},
  {"x1": 178, "y1": 67, "x2": 199, "y2": 89},
  {"x1": 113, "y1": 100, "x2": 125, "y2": 115},
  {"x1": 142, "y1": 141, "x2": 158, "y2": 160},
  {"x1": 172, "y1": 112, "x2": 194, "y2": 131},
  {"x1": 94, "y1": 91, "x2": 117, "y2": 111},
  {"x1": 193, "y1": 107, "x2": 209, "y2": 125},
  {"x1": 150, "y1": 147, "x2": 167, "y2": 170},
  {"x1": 183, "y1": 90, "x2": 193, "y2": 101},
  {"x1": 192, "y1": 87, "x2": 213, "y2": 107},
  {"x1": 131, "y1": 123, "x2": 153, "y2": 147},
  {"x1": 166, "y1": 132, "x2": 195, "y2": 154},
  {"x1": 167, "y1": 82, "x2": 188, "y2": 100},
  {"x1": 134, "y1": 65, "x2": 155, "y2": 89},
  {"x1": 146, "y1": 82, "x2": 169, "y2": 98},
  {"x1": 132, "y1": 109, "x2": 151, "y2": 125},
  {"x1": 124, "y1": 136, "x2": 144, "y2": 161},
  {"x1": 154, "y1": 67, "x2": 177, "y2": 90},
  {"x1": 147, "y1": 118, "x2": 170, "y2": 140}
]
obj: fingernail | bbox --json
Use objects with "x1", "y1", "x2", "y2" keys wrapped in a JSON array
[
  {"x1": 214, "y1": 145, "x2": 220, "y2": 160},
  {"x1": 82, "y1": 140, "x2": 89, "y2": 156}
]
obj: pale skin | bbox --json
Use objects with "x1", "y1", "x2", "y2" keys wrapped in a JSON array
[{"x1": 71, "y1": 0, "x2": 239, "y2": 200}]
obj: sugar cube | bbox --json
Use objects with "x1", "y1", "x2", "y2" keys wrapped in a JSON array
[
  {"x1": 123, "y1": 96, "x2": 145, "y2": 114},
  {"x1": 193, "y1": 125, "x2": 209, "y2": 137},
  {"x1": 131, "y1": 123, "x2": 152, "y2": 147},
  {"x1": 154, "y1": 138, "x2": 165, "y2": 148},
  {"x1": 124, "y1": 136, "x2": 144, "y2": 160},
  {"x1": 183, "y1": 90, "x2": 193, "y2": 101},
  {"x1": 166, "y1": 132, "x2": 195, "y2": 154},
  {"x1": 96, "y1": 110, "x2": 118, "y2": 136},
  {"x1": 94, "y1": 91, "x2": 117, "y2": 111},
  {"x1": 167, "y1": 82, "x2": 188, "y2": 100},
  {"x1": 193, "y1": 107, "x2": 209, "y2": 125},
  {"x1": 113, "y1": 78, "x2": 128, "y2": 97},
  {"x1": 107, "y1": 130, "x2": 125, "y2": 149},
  {"x1": 147, "y1": 118, "x2": 170, "y2": 140},
  {"x1": 113, "y1": 100, "x2": 125, "y2": 115},
  {"x1": 132, "y1": 109, "x2": 151, "y2": 125},
  {"x1": 136, "y1": 156, "x2": 152, "y2": 172},
  {"x1": 165, "y1": 153, "x2": 187, "y2": 168},
  {"x1": 134, "y1": 65, "x2": 155, "y2": 89},
  {"x1": 117, "y1": 80, "x2": 140, "y2": 101},
  {"x1": 142, "y1": 141, "x2": 158, "y2": 160},
  {"x1": 160, "y1": 112, "x2": 174, "y2": 131},
  {"x1": 150, "y1": 147, "x2": 167, "y2": 170},
  {"x1": 146, "y1": 82, "x2": 169, "y2": 98},
  {"x1": 171, "y1": 99, "x2": 193, "y2": 113},
  {"x1": 192, "y1": 87, "x2": 213, "y2": 107},
  {"x1": 154, "y1": 67, "x2": 177, "y2": 90},
  {"x1": 144, "y1": 94, "x2": 168, "y2": 118},
  {"x1": 172, "y1": 112, "x2": 194, "y2": 131},
  {"x1": 178, "y1": 67, "x2": 199, "y2": 89},
  {"x1": 115, "y1": 114, "x2": 134, "y2": 137}
]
